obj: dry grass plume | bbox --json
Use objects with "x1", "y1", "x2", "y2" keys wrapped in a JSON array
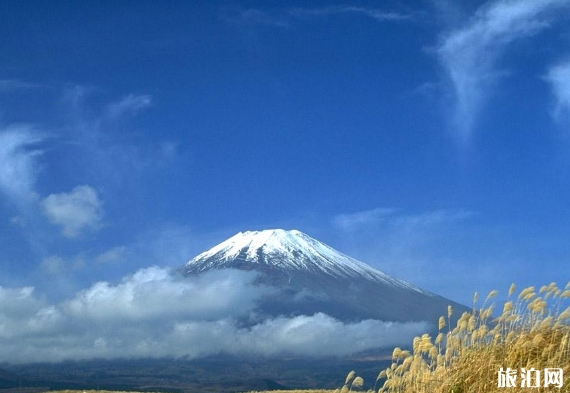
[{"x1": 367, "y1": 282, "x2": 570, "y2": 393}]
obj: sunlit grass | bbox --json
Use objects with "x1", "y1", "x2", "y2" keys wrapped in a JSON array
[{"x1": 341, "y1": 282, "x2": 570, "y2": 393}]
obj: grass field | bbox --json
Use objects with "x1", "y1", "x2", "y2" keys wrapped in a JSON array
[{"x1": 341, "y1": 282, "x2": 570, "y2": 393}]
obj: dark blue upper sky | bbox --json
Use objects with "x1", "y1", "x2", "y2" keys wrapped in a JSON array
[{"x1": 1, "y1": 0, "x2": 570, "y2": 305}]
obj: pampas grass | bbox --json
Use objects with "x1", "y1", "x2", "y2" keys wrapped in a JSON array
[
  {"x1": 336, "y1": 371, "x2": 367, "y2": 393},
  {"x1": 371, "y1": 282, "x2": 570, "y2": 393}
]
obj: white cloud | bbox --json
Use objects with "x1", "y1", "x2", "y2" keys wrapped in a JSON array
[
  {"x1": 331, "y1": 208, "x2": 478, "y2": 302},
  {"x1": 39, "y1": 256, "x2": 67, "y2": 275},
  {"x1": 0, "y1": 267, "x2": 427, "y2": 363},
  {"x1": 386, "y1": 209, "x2": 474, "y2": 233},
  {"x1": 64, "y1": 267, "x2": 268, "y2": 322},
  {"x1": 106, "y1": 93, "x2": 152, "y2": 119},
  {"x1": 10, "y1": 215, "x2": 27, "y2": 227},
  {"x1": 333, "y1": 207, "x2": 397, "y2": 232},
  {"x1": 0, "y1": 286, "x2": 62, "y2": 341},
  {"x1": 41, "y1": 185, "x2": 104, "y2": 238},
  {"x1": 0, "y1": 79, "x2": 42, "y2": 92},
  {"x1": 545, "y1": 59, "x2": 570, "y2": 123},
  {"x1": 333, "y1": 207, "x2": 473, "y2": 233},
  {"x1": 224, "y1": 6, "x2": 411, "y2": 29},
  {"x1": 95, "y1": 246, "x2": 127, "y2": 264},
  {"x1": 231, "y1": 8, "x2": 290, "y2": 28},
  {"x1": 290, "y1": 6, "x2": 411, "y2": 21},
  {"x1": 59, "y1": 87, "x2": 175, "y2": 180},
  {"x1": 39, "y1": 255, "x2": 85, "y2": 275},
  {"x1": 0, "y1": 125, "x2": 44, "y2": 203},
  {"x1": 172, "y1": 313, "x2": 426, "y2": 358},
  {"x1": 134, "y1": 224, "x2": 203, "y2": 267},
  {"x1": 437, "y1": 0, "x2": 570, "y2": 142}
]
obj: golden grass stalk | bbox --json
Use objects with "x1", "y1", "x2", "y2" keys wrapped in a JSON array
[
  {"x1": 352, "y1": 377, "x2": 364, "y2": 389},
  {"x1": 373, "y1": 282, "x2": 570, "y2": 393}
]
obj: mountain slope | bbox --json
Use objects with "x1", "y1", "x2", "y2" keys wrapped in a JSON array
[{"x1": 181, "y1": 229, "x2": 466, "y2": 324}]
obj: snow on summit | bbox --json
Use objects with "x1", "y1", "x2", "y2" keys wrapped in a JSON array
[
  {"x1": 183, "y1": 229, "x2": 428, "y2": 294},
  {"x1": 181, "y1": 229, "x2": 468, "y2": 323}
]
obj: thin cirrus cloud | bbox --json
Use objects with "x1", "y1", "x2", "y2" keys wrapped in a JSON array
[
  {"x1": 0, "y1": 79, "x2": 42, "y2": 91},
  {"x1": 0, "y1": 87, "x2": 163, "y2": 243},
  {"x1": 41, "y1": 185, "x2": 104, "y2": 238},
  {"x1": 106, "y1": 93, "x2": 152, "y2": 119},
  {"x1": 545, "y1": 59, "x2": 570, "y2": 124},
  {"x1": 333, "y1": 207, "x2": 473, "y2": 233},
  {"x1": 227, "y1": 8, "x2": 291, "y2": 28},
  {"x1": 333, "y1": 207, "x2": 397, "y2": 232},
  {"x1": 0, "y1": 125, "x2": 45, "y2": 204},
  {"x1": 0, "y1": 267, "x2": 427, "y2": 363},
  {"x1": 289, "y1": 6, "x2": 412, "y2": 21},
  {"x1": 330, "y1": 207, "x2": 480, "y2": 303},
  {"x1": 224, "y1": 5, "x2": 412, "y2": 28},
  {"x1": 95, "y1": 246, "x2": 128, "y2": 264},
  {"x1": 62, "y1": 88, "x2": 176, "y2": 173},
  {"x1": 436, "y1": 0, "x2": 570, "y2": 142}
]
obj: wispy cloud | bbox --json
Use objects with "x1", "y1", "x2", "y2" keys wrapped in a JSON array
[
  {"x1": 333, "y1": 207, "x2": 473, "y2": 233},
  {"x1": 0, "y1": 267, "x2": 426, "y2": 363},
  {"x1": 545, "y1": 59, "x2": 570, "y2": 124},
  {"x1": 333, "y1": 207, "x2": 397, "y2": 232},
  {"x1": 40, "y1": 255, "x2": 72, "y2": 275},
  {"x1": 331, "y1": 207, "x2": 484, "y2": 302},
  {"x1": 437, "y1": 0, "x2": 570, "y2": 142},
  {"x1": 0, "y1": 125, "x2": 45, "y2": 204},
  {"x1": 0, "y1": 79, "x2": 42, "y2": 92},
  {"x1": 60, "y1": 86, "x2": 176, "y2": 174},
  {"x1": 62, "y1": 86, "x2": 153, "y2": 134},
  {"x1": 41, "y1": 185, "x2": 104, "y2": 238},
  {"x1": 290, "y1": 6, "x2": 412, "y2": 21},
  {"x1": 223, "y1": 5, "x2": 412, "y2": 28},
  {"x1": 225, "y1": 8, "x2": 290, "y2": 28},
  {"x1": 106, "y1": 93, "x2": 152, "y2": 119},
  {"x1": 95, "y1": 246, "x2": 128, "y2": 264}
]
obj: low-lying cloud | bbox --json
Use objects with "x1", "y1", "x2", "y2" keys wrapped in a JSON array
[{"x1": 0, "y1": 267, "x2": 427, "y2": 363}]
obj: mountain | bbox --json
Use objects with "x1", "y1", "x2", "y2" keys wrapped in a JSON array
[
  {"x1": 0, "y1": 367, "x2": 19, "y2": 388},
  {"x1": 180, "y1": 229, "x2": 466, "y2": 324}
]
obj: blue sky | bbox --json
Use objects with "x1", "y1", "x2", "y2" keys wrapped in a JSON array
[{"x1": 2, "y1": 0, "x2": 570, "y2": 312}]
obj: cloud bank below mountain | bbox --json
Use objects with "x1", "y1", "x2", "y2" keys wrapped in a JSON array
[{"x1": 0, "y1": 267, "x2": 428, "y2": 363}]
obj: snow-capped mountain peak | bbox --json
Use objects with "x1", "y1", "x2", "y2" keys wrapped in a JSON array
[
  {"x1": 195, "y1": 229, "x2": 309, "y2": 262},
  {"x1": 183, "y1": 229, "x2": 429, "y2": 294},
  {"x1": 180, "y1": 228, "x2": 468, "y2": 323}
]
